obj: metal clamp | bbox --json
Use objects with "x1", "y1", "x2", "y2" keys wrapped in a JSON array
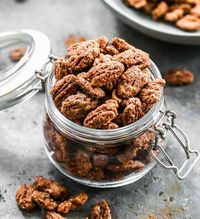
[{"x1": 150, "y1": 110, "x2": 200, "y2": 180}]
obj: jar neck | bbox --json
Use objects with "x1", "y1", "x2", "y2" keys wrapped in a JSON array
[{"x1": 45, "y1": 61, "x2": 164, "y2": 144}]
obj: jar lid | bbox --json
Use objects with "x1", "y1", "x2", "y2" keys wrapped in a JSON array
[{"x1": 0, "y1": 29, "x2": 51, "y2": 110}]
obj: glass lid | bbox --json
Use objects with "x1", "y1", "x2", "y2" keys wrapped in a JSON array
[{"x1": 0, "y1": 29, "x2": 51, "y2": 110}]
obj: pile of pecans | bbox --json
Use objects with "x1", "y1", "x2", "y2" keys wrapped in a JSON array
[
  {"x1": 46, "y1": 36, "x2": 165, "y2": 181},
  {"x1": 125, "y1": 0, "x2": 200, "y2": 31},
  {"x1": 16, "y1": 176, "x2": 111, "y2": 219}
]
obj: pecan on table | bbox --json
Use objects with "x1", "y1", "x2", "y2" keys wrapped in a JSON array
[
  {"x1": 176, "y1": 15, "x2": 200, "y2": 31},
  {"x1": 152, "y1": 1, "x2": 169, "y2": 20},
  {"x1": 9, "y1": 47, "x2": 26, "y2": 61},
  {"x1": 46, "y1": 211, "x2": 65, "y2": 219},
  {"x1": 31, "y1": 190, "x2": 57, "y2": 211},
  {"x1": 122, "y1": 97, "x2": 144, "y2": 126},
  {"x1": 57, "y1": 191, "x2": 88, "y2": 214},
  {"x1": 86, "y1": 61, "x2": 124, "y2": 87},
  {"x1": 164, "y1": 68, "x2": 194, "y2": 85},
  {"x1": 83, "y1": 100, "x2": 118, "y2": 129},
  {"x1": 34, "y1": 176, "x2": 69, "y2": 199},
  {"x1": 61, "y1": 93, "x2": 99, "y2": 121},
  {"x1": 54, "y1": 58, "x2": 72, "y2": 81},
  {"x1": 67, "y1": 39, "x2": 100, "y2": 72},
  {"x1": 117, "y1": 66, "x2": 151, "y2": 98},
  {"x1": 90, "y1": 200, "x2": 112, "y2": 219},
  {"x1": 16, "y1": 184, "x2": 36, "y2": 210},
  {"x1": 50, "y1": 75, "x2": 78, "y2": 107}
]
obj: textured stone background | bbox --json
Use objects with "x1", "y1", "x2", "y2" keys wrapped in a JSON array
[{"x1": 0, "y1": 0, "x2": 200, "y2": 218}]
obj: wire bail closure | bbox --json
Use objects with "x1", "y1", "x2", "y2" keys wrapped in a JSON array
[{"x1": 150, "y1": 110, "x2": 200, "y2": 180}]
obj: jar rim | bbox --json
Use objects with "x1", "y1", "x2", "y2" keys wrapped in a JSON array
[{"x1": 45, "y1": 60, "x2": 164, "y2": 143}]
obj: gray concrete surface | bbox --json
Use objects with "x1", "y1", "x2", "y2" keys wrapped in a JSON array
[{"x1": 0, "y1": 0, "x2": 200, "y2": 218}]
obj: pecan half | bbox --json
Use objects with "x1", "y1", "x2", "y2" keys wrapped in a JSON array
[
  {"x1": 86, "y1": 145, "x2": 119, "y2": 155},
  {"x1": 88, "y1": 167, "x2": 105, "y2": 180},
  {"x1": 104, "y1": 45, "x2": 119, "y2": 55},
  {"x1": 191, "y1": 5, "x2": 200, "y2": 18},
  {"x1": 50, "y1": 75, "x2": 78, "y2": 107},
  {"x1": 16, "y1": 184, "x2": 36, "y2": 210},
  {"x1": 31, "y1": 191, "x2": 57, "y2": 210},
  {"x1": 122, "y1": 97, "x2": 143, "y2": 126},
  {"x1": 152, "y1": 1, "x2": 169, "y2": 20},
  {"x1": 57, "y1": 191, "x2": 88, "y2": 214},
  {"x1": 112, "y1": 37, "x2": 133, "y2": 52},
  {"x1": 9, "y1": 47, "x2": 26, "y2": 61},
  {"x1": 61, "y1": 93, "x2": 99, "y2": 121},
  {"x1": 46, "y1": 211, "x2": 65, "y2": 219},
  {"x1": 93, "y1": 154, "x2": 109, "y2": 168},
  {"x1": 90, "y1": 200, "x2": 112, "y2": 219},
  {"x1": 176, "y1": 15, "x2": 200, "y2": 31},
  {"x1": 83, "y1": 100, "x2": 118, "y2": 129},
  {"x1": 164, "y1": 68, "x2": 194, "y2": 85},
  {"x1": 97, "y1": 36, "x2": 109, "y2": 53},
  {"x1": 93, "y1": 54, "x2": 113, "y2": 66},
  {"x1": 34, "y1": 176, "x2": 69, "y2": 199},
  {"x1": 106, "y1": 160, "x2": 144, "y2": 172},
  {"x1": 117, "y1": 66, "x2": 151, "y2": 98},
  {"x1": 126, "y1": 0, "x2": 147, "y2": 8},
  {"x1": 164, "y1": 8, "x2": 184, "y2": 22},
  {"x1": 87, "y1": 61, "x2": 125, "y2": 87},
  {"x1": 54, "y1": 58, "x2": 71, "y2": 81}
]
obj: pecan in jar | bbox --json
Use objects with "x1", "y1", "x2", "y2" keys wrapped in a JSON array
[
  {"x1": 83, "y1": 100, "x2": 118, "y2": 129},
  {"x1": 152, "y1": 1, "x2": 169, "y2": 20},
  {"x1": 57, "y1": 191, "x2": 88, "y2": 214},
  {"x1": 125, "y1": 0, "x2": 147, "y2": 9},
  {"x1": 92, "y1": 154, "x2": 109, "y2": 168},
  {"x1": 34, "y1": 176, "x2": 69, "y2": 199},
  {"x1": 88, "y1": 167, "x2": 105, "y2": 181},
  {"x1": 86, "y1": 145, "x2": 119, "y2": 155},
  {"x1": 9, "y1": 47, "x2": 26, "y2": 61},
  {"x1": 31, "y1": 190, "x2": 57, "y2": 210},
  {"x1": 117, "y1": 66, "x2": 151, "y2": 99},
  {"x1": 50, "y1": 75, "x2": 78, "y2": 107},
  {"x1": 176, "y1": 15, "x2": 200, "y2": 31},
  {"x1": 164, "y1": 68, "x2": 194, "y2": 85},
  {"x1": 61, "y1": 93, "x2": 99, "y2": 121},
  {"x1": 86, "y1": 61, "x2": 124, "y2": 87},
  {"x1": 46, "y1": 211, "x2": 65, "y2": 219},
  {"x1": 16, "y1": 184, "x2": 36, "y2": 210},
  {"x1": 54, "y1": 58, "x2": 71, "y2": 81},
  {"x1": 90, "y1": 200, "x2": 112, "y2": 219}
]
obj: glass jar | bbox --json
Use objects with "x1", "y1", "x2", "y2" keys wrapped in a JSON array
[{"x1": 0, "y1": 30, "x2": 199, "y2": 188}]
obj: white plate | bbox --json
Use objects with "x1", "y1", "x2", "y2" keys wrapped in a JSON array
[{"x1": 103, "y1": 0, "x2": 200, "y2": 45}]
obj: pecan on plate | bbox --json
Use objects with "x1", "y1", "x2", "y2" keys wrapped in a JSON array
[
  {"x1": 191, "y1": 5, "x2": 200, "y2": 17},
  {"x1": 125, "y1": 0, "x2": 147, "y2": 9},
  {"x1": 9, "y1": 47, "x2": 26, "y2": 61},
  {"x1": 113, "y1": 48, "x2": 150, "y2": 69},
  {"x1": 139, "y1": 79, "x2": 166, "y2": 105},
  {"x1": 34, "y1": 176, "x2": 69, "y2": 199},
  {"x1": 122, "y1": 97, "x2": 144, "y2": 126},
  {"x1": 67, "y1": 39, "x2": 100, "y2": 72},
  {"x1": 46, "y1": 211, "x2": 65, "y2": 219},
  {"x1": 54, "y1": 58, "x2": 71, "y2": 81},
  {"x1": 117, "y1": 66, "x2": 151, "y2": 98},
  {"x1": 50, "y1": 75, "x2": 78, "y2": 107},
  {"x1": 152, "y1": 1, "x2": 169, "y2": 20},
  {"x1": 77, "y1": 76, "x2": 105, "y2": 99},
  {"x1": 83, "y1": 100, "x2": 118, "y2": 129},
  {"x1": 16, "y1": 184, "x2": 36, "y2": 210},
  {"x1": 164, "y1": 8, "x2": 184, "y2": 22},
  {"x1": 90, "y1": 200, "x2": 112, "y2": 219},
  {"x1": 143, "y1": 2, "x2": 157, "y2": 14},
  {"x1": 61, "y1": 93, "x2": 99, "y2": 121},
  {"x1": 106, "y1": 160, "x2": 145, "y2": 172},
  {"x1": 176, "y1": 15, "x2": 200, "y2": 31},
  {"x1": 31, "y1": 190, "x2": 57, "y2": 210},
  {"x1": 164, "y1": 68, "x2": 194, "y2": 85},
  {"x1": 57, "y1": 191, "x2": 88, "y2": 214},
  {"x1": 86, "y1": 61, "x2": 124, "y2": 87}
]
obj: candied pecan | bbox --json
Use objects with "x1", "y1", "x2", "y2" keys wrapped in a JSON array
[
  {"x1": 87, "y1": 61, "x2": 124, "y2": 87},
  {"x1": 67, "y1": 39, "x2": 100, "y2": 71},
  {"x1": 86, "y1": 145, "x2": 119, "y2": 155},
  {"x1": 104, "y1": 45, "x2": 119, "y2": 55},
  {"x1": 152, "y1": 1, "x2": 169, "y2": 20},
  {"x1": 106, "y1": 160, "x2": 144, "y2": 172},
  {"x1": 164, "y1": 8, "x2": 184, "y2": 22},
  {"x1": 34, "y1": 176, "x2": 69, "y2": 199},
  {"x1": 93, "y1": 54, "x2": 113, "y2": 66},
  {"x1": 126, "y1": 0, "x2": 147, "y2": 8},
  {"x1": 176, "y1": 15, "x2": 200, "y2": 31},
  {"x1": 9, "y1": 47, "x2": 26, "y2": 61},
  {"x1": 61, "y1": 93, "x2": 99, "y2": 121},
  {"x1": 191, "y1": 5, "x2": 200, "y2": 17},
  {"x1": 54, "y1": 58, "x2": 71, "y2": 81},
  {"x1": 116, "y1": 132, "x2": 154, "y2": 163},
  {"x1": 97, "y1": 36, "x2": 109, "y2": 53},
  {"x1": 122, "y1": 97, "x2": 143, "y2": 126},
  {"x1": 83, "y1": 100, "x2": 118, "y2": 129},
  {"x1": 117, "y1": 66, "x2": 151, "y2": 99},
  {"x1": 88, "y1": 167, "x2": 105, "y2": 180},
  {"x1": 143, "y1": 2, "x2": 157, "y2": 14},
  {"x1": 112, "y1": 37, "x2": 133, "y2": 52},
  {"x1": 77, "y1": 76, "x2": 105, "y2": 99},
  {"x1": 64, "y1": 34, "x2": 87, "y2": 48},
  {"x1": 164, "y1": 68, "x2": 194, "y2": 85},
  {"x1": 31, "y1": 191, "x2": 57, "y2": 210},
  {"x1": 57, "y1": 191, "x2": 88, "y2": 214},
  {"x1": 72, "y1": 150, "x2": 92, "y2": 177},
  {"x1": 111, "y1": 89, "x2": 123, "y2": 104},
  {"x1": 102, "y1": 122, "x2": 119, "y2": 129},
  {"x1": 46, "y1": 211, "x2": 65, "y2": 219},
  {"x1": 16, "y1": 184, "x2": 36, "y2": 210},
  {"x1": 50, "y1": 75, "x2": 78, "y2": 107},
  {"x1": 113, "y1": 49, "x2": 150, "y2": 69},
  {"x1": 139, "y1": 79, "x2": 165, "y2": 105},
  {"x1": 93, "y1": 154, "x2": 109, "y2": 168},
  {"x1": 90, "y1": 200, "x2": 112, "y2": 219}
]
